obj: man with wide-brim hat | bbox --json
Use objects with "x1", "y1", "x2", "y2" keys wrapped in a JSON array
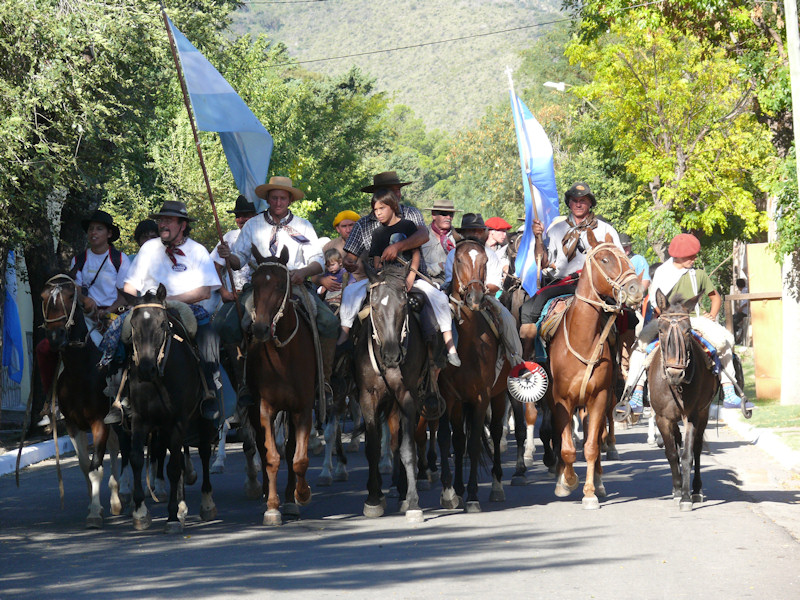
[
  {"x1": 421, "y1": 198, "x2": 462, "y2": 286},
  {"x1": 360, "y1": 170, "x2": 413, "y2": 194},
  {"x1": 119, "y1": 200, "x2": 222, "y2": 422},
  {"x1": 441, "y1": 213, "x2": 525, "y2": 372},
  {"x1": 217, "y1": 176, "x2": 339, "y2": 409}
]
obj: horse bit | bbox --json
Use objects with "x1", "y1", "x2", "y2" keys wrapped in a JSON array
[
  {"x1": 253, "y1": 261, "x2": 299, "y2": 348},
  {"x1": 41, "y1": 273, "x2": 96, "y2": 347}
]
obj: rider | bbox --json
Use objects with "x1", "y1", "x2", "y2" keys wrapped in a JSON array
[
  {"x1": 109, "y1": 200, "x2": 222, "y2": 423},
  {"x1": 485, "y1": 216, "x2": 513, "y2": 274},
  {"x1": 442, "y1": 213, "x2": 525, "y2": 369},
  {"x1": 519, "y1": 182, "x2": 622, "y2": 358},
  {"x1": 217, "y1": 176, "x2": 339, "y2": 406},
  {"x1": 619, "y1": 233, "x2": 751, "y2": 414},
  {"x1": 37, "y1": 209, "x2": 131, "y2": 427},
  {"x1": 420, "y1": 198, "x2": 461, "y2": 287}
]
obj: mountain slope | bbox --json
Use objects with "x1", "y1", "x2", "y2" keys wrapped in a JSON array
[{"x1": 232, "y1": 0, "x2": 564, "y2": 132}]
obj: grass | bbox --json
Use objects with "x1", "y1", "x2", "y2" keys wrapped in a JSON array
[{"x1": 737, "y1": 346, "x2": 800, "y2": 452}]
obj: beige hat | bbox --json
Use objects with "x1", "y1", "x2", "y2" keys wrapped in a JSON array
[
  {"x1": 254, "y1": 176, "x2": 305, "y2": 201},
  {"x1": 423, "y1": 198, "x2": 462, "y2": 213}
]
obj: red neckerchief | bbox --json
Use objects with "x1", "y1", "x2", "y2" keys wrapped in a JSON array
[
  {"x1": 164, "y1": 245, "x2": 186, "y2": 266},
  {"x1": 431, "y1": 222, "x2": 454, "y2": 252}
]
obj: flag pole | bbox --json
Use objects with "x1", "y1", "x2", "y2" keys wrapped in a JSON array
[{"x1": 160, "y1": 3, "x2": 246, "y2": 336}]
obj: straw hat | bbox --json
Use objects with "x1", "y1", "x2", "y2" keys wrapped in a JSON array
[{"x1": 254, "y1": 176, "x2": 304, "y2": 201}]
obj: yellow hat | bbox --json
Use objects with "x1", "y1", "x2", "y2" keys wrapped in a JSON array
[{"x1": 333, "y1": 210, "x2": 361, "y2": 227}]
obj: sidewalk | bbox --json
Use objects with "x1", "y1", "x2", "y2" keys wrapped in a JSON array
[{"x1": 0, "y1": 435, "x2": 74, "y2": 477}]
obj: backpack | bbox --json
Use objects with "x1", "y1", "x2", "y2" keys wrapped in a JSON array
[{"x1": 70, "y1": 247, "x2": 123, "y2": 278}]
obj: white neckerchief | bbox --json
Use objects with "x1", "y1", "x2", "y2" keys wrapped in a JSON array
[{"x1": 649, "y1": 258, "x2": 688, "y2": 309}]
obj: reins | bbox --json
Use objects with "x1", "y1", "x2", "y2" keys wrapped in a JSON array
[
  {"x1": 129, "y1": 303, "x2": 172, "y2": 375},
  {"x1": 366, "y1": 277, "x2": 409, "y2": 378},
  {"x1": 41, "y1": 274, "x2": 101, "y2": 348},
  {"x1": 253, "y1": 261, "x2": 299, "y2": 348}
]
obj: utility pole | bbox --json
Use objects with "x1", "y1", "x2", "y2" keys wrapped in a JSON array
[{"x1": 781, "y1": 0, "x2": 800, "y2": 405}]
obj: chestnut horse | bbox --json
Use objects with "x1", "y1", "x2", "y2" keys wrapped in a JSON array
[
  {"x1": 39, "y1": 274, "x2": 122, "y2": 527},
  {"x1": 648, "y1": 291, "x2": 719, "y2": 511},
  {"x1": 547, "y1": 231, "x2": 643, "y2": 508},
  {"x1": 438, "y1": 240, "x2": 510, "y2": 512},
  {"x1": 354, "y1": 262, "x2": 427, "y2": 522},
  {"x1": 124, "y1": 285, "x2": 217, "y2": 532},
  {"x1": 246, "y1": 247, "x2": 315, "y2": 525}
]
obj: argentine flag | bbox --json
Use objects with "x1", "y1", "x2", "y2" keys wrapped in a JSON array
[
  {"x1": 167, "y1": 16, "x2": 273, "y2": 212},
  {"x1": 510, "y1": 92, "x2": 559, "y2": 296}
]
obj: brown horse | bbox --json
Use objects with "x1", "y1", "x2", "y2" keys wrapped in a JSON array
[
  {"x1": 547, "y1": 231, "x2": 643, "y2": 508},
  {"x1": 648, "y1": 290, "x2": 719, "y2": 511},
  {"x1": 438, "y1": 239, "x2": 510, "y2": 512},
  {"x1": 39, "y1": 274, "x2": 122, "y2": 527},
  {"x1": 247, "y1": 247, "x2": 315, "y2": 525}
]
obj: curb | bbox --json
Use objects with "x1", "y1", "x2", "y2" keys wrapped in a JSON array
[
  {"x1": 721, "y1": 408, "x2": 800, "y2": 473},
  {"x1": 0, "y1": 437, "x2": 75, "y2": 478}
]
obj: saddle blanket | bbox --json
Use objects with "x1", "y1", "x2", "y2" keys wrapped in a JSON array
[{"x1": 644, "y1": 330, "x2": 721, "y2": 375}]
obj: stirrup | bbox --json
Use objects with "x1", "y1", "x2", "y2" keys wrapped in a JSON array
[{"x1": 421, "y1": 393, "x2": 446, "y2": 420}]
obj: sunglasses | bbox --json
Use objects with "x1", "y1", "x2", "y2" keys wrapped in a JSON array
[{"x1": 432, "y1": 211, "x2": 454, "y2": 216}]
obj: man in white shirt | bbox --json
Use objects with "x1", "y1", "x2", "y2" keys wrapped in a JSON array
[
  {"x1": 217, "y1": 176, "x2": 339, "y2": 405},
  {"x1": 421, "y1": 198, "x2": 461, "y2": 286},
  {"x1": 519, "y1": 182, "x2": 623, "y2": 354},
  {"x1": 111, "y1": 201, "x2": 222, "y2": 423},
  {"x1": 485, "y1": 216, "x2": 512, "y2": 273}
]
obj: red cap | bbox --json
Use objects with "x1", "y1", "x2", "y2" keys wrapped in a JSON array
[
  {"x1": 668, "y1": 233, "x2": 701, "y2": 258},
  {"x1": 485, "y1": 217, "x2": 512, "y2": 231}
]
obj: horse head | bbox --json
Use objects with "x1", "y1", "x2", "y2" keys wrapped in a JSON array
[
  {"x1": 366, "y1": 260, "x2": 409, "y2": 369},
  {"x1": 452, "y1": 239, "x2": 487, "y2": 311},
  {"x1": 583, "y1": 229, "x2": 643, "y2": 309},
  {"x1": 251, "y1": 245, "x2": 291, "y2": 343},
  {"x1": 656, "y1": 289, "x2": 701, "y2": 387},
  {"x1": 126, "y1": 283, "x2": 171, "y2": 382},
  {"x1": 40, "y1": 273, "x2": 82, "y2": 348},
  {"x1": 506, "y1": 231, "x2": 523, "y2": 275}
]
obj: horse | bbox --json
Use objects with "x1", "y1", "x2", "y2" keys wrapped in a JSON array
[
  {"x1": 437, "y1": 239, "x2": 510, "y2": 512},
  {"x1": 648, "y1": 290, "x2": 720, "y2": 510},
  {"x1": 123, "y1": 284, "x2": 217, "y2": 532},
  {"x1": 354, "y1": 261, "x2": 428, "y2": 522},
  {"x1": 317, "y1": 351, "x2": 360, "y2": 486},
  {"x1": 246, "y1": 246, "x2": 315, "y2": 525},
  {"x1": 39, "y1": 274, "x2": 122, "y2": 527},
  {"x1": 546, "y1": 230, "x2": 643, "y2": 509}
]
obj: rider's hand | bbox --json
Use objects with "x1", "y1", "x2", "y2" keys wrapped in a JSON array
[
  {"x1": 319, "y1": 275, "x2": 342, "y2": 292},
  {"x1": 381, "y1": 243, "x2": 400, "y2": 262},
  {"x1": 217, "y1": 241, "x2": 231, "y2": 259},
  {"x1": 290, "y1": 270, "x2": 305, "y2": 286},
  {"x1": 405, "y1": 273, "x2": 415, "y2": 292},
  {"x1": 220, "y1": 287, "x2": 235, "y2": 303},
  {"x1": 532, "y1": 219, "x2": 544, "y2": 237}
]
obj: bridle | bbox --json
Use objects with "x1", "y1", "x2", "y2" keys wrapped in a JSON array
[
  {"x1": 449, "y1": 240, "x2": 487, "y2": 321},
  {"x1": 129, "y1": 303, "x2": 172, "y2": 377},
  {"x1": 252, "y1": 261, "x2": 299, "y2": 348},
  {"x1": 41, "y1": 274, "x2": 97, "y2": 348},
  {"x1": 367, "y1": 276, "x2": 409, "y2": 372},
  {"x1": 574, "y1": 242, "x2": 639, "y2": 312},
  {"x1": 659, "y1": 311, "x2": 693, "y2": 376}
]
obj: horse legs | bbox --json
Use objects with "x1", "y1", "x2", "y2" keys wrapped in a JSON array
[
  {"x1": 553, "y1": 402, "x2": 579, "y2": 498},
  {"x1": 289, "y1": 409, "x2": 312, "y2": 511},
  {"x1": 346, "y1": 397, "x2": 362, "y2": 453},
  {"x1": 67, "y1": 425, "x2": 103, "y2": 528},
  {"x1": 437, "y1": 411, "x2": 459, "y2": 509},
  {"x1": 184, "y1": 445, "x2": 197, "y2": 486},
  {"x1": 656, "y1": 414, "x2": 682, "y2": 502},
  {"x1": 524, "y1": 401, "x2": 537, "y2": 464},
  {"x1": 197, "y1": 416, "x2": 217, "y2": 522},
  {"x1": 150, "y1": 435, "x2": 168, "y2": 503},
  {"x1": 240, "y1": 420, "x2": 262, "y2": 500},
  {"x1": 426, "y1": 419, "x2": 440, "y2": 483},
  {"x1": 318, "y1": 412, "x2": 337, "y2": 487},
  {"x1": 510, "y1": 397, "x2": 529, "y2": 485},
  {"x1": 581, "y1": 398, "x2": 607, "y2": 510},
  {"x1": 414, "y1": 416, "x2": 430, "y2": 491},
  {"x1": 259, "y1": 406, "x2": 283, "y2": 526},
  {"x1": 464, "y1": 403, "x2": 486, "y2": 511},
  {"x1": 488, "y1": 393, "x2": 506, "y2": 504},
  {"x1": 450, "y1": 403, "x2": 466, "y2": 502},
  {"x1": 361, "y1": 393, "x2": 386, "y2": 517},
  {"x1": 211, "y1": 417, "x2": 229, "y2": 474},
  {"x1": 130, "y1": 423, "x2": 151, "y2": 531},
  {"x1": 538, "y1": 400, "x2": 558, "y2": 474},
  {"x1": 691, "y1": 414, "x2": 708, "y2": 504},
  {"x1": 379, "y1": 418, "x2": 393, "y2": 475},
  {"x1": 679, "y1": 417, "x2": 695, "y2": 511},
  {"x1": 604, "y1": 401, "x2": 620, "y2": 461},
  {"x1": 398, "y1": 395, "x2": 423, "y2": 522},
  {"x1": 115, "y1": 424, "x2": 133, "y2": 511},
  {"x1": 107, "y1": 427, "x2": 123, "y2": 516},
  {"x1": 164, "y1": 428, "x2": 185, "y2": 533}
]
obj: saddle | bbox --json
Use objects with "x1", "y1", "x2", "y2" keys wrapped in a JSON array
[
  {"x1": 538, "y1": 297, "x2": 572, "y2": 344},
  {"x1": 357, "y1": 289, "x2": 426, "y2": 323},
  {"x1": 644, "y1": 331, "x2": 719, "y2": 375}
]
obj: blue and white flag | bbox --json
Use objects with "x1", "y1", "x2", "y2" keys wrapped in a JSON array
[
  {"x1": 167, "y1": 17, "x2": 273, "y2": 212},
  {"x1": 3, "y1": 251, "x2": 24, "y2": 384},
  {"x1": 510, "y1": 92, "x2": 560, "y2": 296}
]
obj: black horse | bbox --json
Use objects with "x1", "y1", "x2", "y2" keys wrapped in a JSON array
[
  {"x1": 123, "y1": 284, "x2": 216, "y2": 532},
  {"x1": 354, "y1": 262, "x2": 428, "y2": 522},
  {"x1": 648, "y1": 290, "x2": 719, "y2": 511}
]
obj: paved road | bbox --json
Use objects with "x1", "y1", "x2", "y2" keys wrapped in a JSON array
[{"x1": 1, "y1": 418, "x2": 799, "y2": 600}]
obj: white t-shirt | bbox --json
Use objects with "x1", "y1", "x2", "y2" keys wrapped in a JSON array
[
  {"x1": 125, "y1": 237, "x2": 220, "y2": 297},
  {"x1": 232, "y1": 212, "x2": 324, "y2": 272},
  {"x1": 70, "y1": 248, "x2": 131, "y2": 308},
  {"x1": 444, "y1": 243, "x2": 504, "y2": 290},
  {"x1": 546, "y1": 218, "x2": 622, "y2": 279},
  {"x1": 211, "y1": 229, "x2": 251, "y2": 292}
]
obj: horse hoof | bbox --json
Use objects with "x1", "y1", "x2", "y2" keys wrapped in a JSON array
[
  {"x1": 523, "y1": 452, "x2": 534, "y2": 465},
  {"x1": 417, "y1": 479, "x2": 431, "y2": 491},
  {"x1": 427, "y1": 470, "x2": 440, "y2": 483},
  {"x1": 692, "y1": 492, "x2": 706, "y2": 503},
  {"x1": 210, "y1": 462, "x2": 225, "y2": 474},
  {"x1": 499, "y1": 440, "x2": 509, "y2": 454},
  {"x1": 606, "y1": 450, "x2": 620, "y2": 461},
  {"x1": 440, "y1": 490, "x2": 460, "y2": 510},
  {"x1": 406, "y1": 509, "x2": 424, "y2": 523},
  {"x1": 547, "y1": 463, "x2": 557, "y2": 475},
  {"x1": 178, "y1": 501, "x2": 189, "y2": 522},
  {"x1": 317, "y1": 475, "x2": 332, "y2": 487},
  {"x1": 185, "y1": 472, "x2": 197, "y2": 486},
  {"x1": 379, "y1": 461, "x2": 393, "y2": 475},
  {"x1": 511, "y1": 475, "x2": 527, "y2": 486},
  {"x1": 263, "y1": 509, "x2": 282, "y2": 526},
  {"x1": 332, "y1": 470, "x2": 348, "y2": 482},
  {"x1": 295, "y1": 489, "x2": 312, "y2": 507},
  {"x1": 595, "y1": 485, "x2": 607, "y2": 498},
  {"x1": 200, "y1": 506, "x2": 217, "y2": 521},
  {"x1": 86, "y1": 515, "x2": 104, "y2": 529},
  {"x1": 489, "y1": 489, "x2": 505, "y2": 503},
  {"x1": 554, "y1": 484, "x2": 573, "y2": 498},
  {"x1": 582, "y1": 496, "x2": 600, "y2": 510},
  {"x1": 164, "y1": 521, "x2": 183, "y2": 534},
  {"x1": 364, "y1": 502, "x2": 385, "y2": 518},
  {"x1": 283, "y1": 503, "x2": 300, "y2": 520},
  {"x1": 120, "y1": 493, "x2": 132, "y2": 508},
  {"x1": 465, "y1": 501, "x2": 481, "y2": 513},
  {"x1": 110, "y1": 499, "x2": 122, "y2": 517},
  {"x1": 399, "y1": 500, "x2": 409, "y2": 513},
  {"x1": 133, "y1": 514, "x2": 152, "y2": 531},
  {"x1": 387, "y1": 486, "x2": 399, "y2": 498},
  {"x1": 346, "y1": 441, "x2": 360, "y2": 453},
  {"x1": 244, "y1": 480, "x2": 263, "y2": 500},
  {"x1": 679, "y1": 501, "x2": 693, "y2": 512}
]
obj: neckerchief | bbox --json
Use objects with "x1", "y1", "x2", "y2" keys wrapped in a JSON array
[
  {"x1": 164, "y1": 240, "x2": 187, "y2": 266},
  {"x1": 264, "y1": 210, "x2": 309, "y2": 255},
  {"x1": 431, "y1": 222, "x2": 455, "y2": 252},
  {"x1": 561, "y1": 212, "x2": 598, "y2": 262}
]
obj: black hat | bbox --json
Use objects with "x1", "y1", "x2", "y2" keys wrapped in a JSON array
[
  {"x1": 149, "y1": 200, "x2": 196, "y2": 222},
  {"x1": 455, "y1": 213, "x2": 488, "y2": 232},
  {"x1": 619, "y1": 233, "x2": 632, "y2": 245},
  {"x1": 361, "y1": 171, "x2": 413, "y2": 193},
  {"x1": 81, "y1": 209, "x2": 120, "y2": 243},
  {"x1": 228, "y1": 195, "x2": 257, "y2": 216},
  {"x1": 132, "y1": 219, "x2": 159, "y2": 243},
  {"x1": 564, "y1": 182, "x2": 596, "y2": 208}
]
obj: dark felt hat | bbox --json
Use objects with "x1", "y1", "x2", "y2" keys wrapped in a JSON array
[
  {"x1": 455, "y1": 213, "x2": 488, "y2": 232},
  {"x1": 132, "y1": 219, "x2": 158, "y2": 243},
  {"x1": 228, "y1": 195, "x2": 257, "y2": 215},
  {"x1": 149, "y1": 200, "x2": 196, "y2": 222},
  {"x1": 81, "y1": 209, "x2": 120, "y2": 242},
  {"x1": 361, "y1": 171, "x2": 413, "y2": 193},
  {"x1": 564, "y1": 181, "x2": 597, "y2": 208}
]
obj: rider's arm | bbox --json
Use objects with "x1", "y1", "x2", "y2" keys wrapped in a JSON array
[
  {"x1": 706, "y1": 290, "x2": 721, "y2": 321},
  {"x1": 167, "y1": 286, "x2": 211, "y2": 304}
]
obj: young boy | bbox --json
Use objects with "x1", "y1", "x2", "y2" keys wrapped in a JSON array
[{"x1": 319, "y1": 247, "x2": 346, "y2": 309}]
